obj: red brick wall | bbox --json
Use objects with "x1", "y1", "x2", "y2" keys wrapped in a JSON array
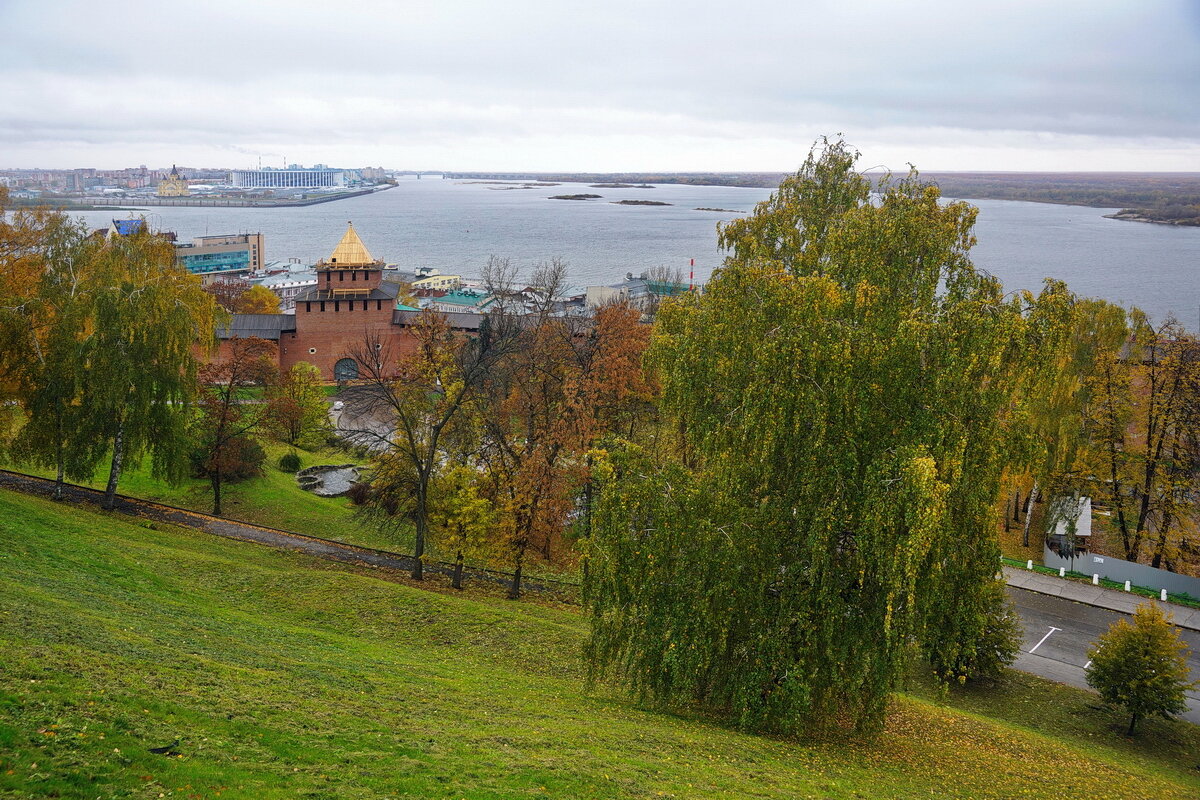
[
  {"x1": 203, "y1": 303, "x2": 426, "y2": 382},
  {"x1": 280, "y1": 300, "x2": 418, "y2": 380}
]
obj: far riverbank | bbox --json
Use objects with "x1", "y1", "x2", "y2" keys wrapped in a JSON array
[{"x1": 12, "y1": 184, "x2": 395, "y2": 211}]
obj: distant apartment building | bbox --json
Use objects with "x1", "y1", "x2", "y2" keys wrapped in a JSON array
[
  {"x1": 229, "y1": 165, "x2": 345, "y2": 189},
  {"x1": 175, "y1": 233, "x2": 264, "y2": 279}
]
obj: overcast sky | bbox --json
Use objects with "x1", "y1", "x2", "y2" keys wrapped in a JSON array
[{"x1": 2, "y1": 0, "x2": 1198, "y2": 172}]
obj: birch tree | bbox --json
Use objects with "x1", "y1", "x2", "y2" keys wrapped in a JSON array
[
  {"x1": 83, "y1": 228, "x2": 218, "y2": 509},
  {"x1": 586, "y1": 138, "x2": 1047, "y2": 732},
  {"x1": 8, "y1": 217, "x2": 99, "y2": 496}
]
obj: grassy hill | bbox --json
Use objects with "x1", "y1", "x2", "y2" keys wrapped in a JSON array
[{"x1": 1, "y1": 489, "x2": 1198, "y2": 799}]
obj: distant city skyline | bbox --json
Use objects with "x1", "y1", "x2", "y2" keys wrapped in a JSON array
[{"x1": 2, "y1": 1, "x2": 1198, "y2": 173}]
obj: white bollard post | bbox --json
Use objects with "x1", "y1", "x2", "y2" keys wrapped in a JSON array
[
  {"x1": 1162, "y1": 588, "x2": 1168, "y2": 602},
  {"x1": 1124, "y1": 580, "x2": 1131, "y2": 592},
  {"x1": 1027, "y1": 559, "x2": 1033, "y2": 570},
  {"x1": 1059, "y1": 567, "x2": 1065, "y2": 577},
  {"x1": 1093, "y1": 574, "x2": 1099, "y2": 585}
]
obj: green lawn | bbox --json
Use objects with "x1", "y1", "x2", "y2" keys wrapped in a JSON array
[{"x1": 1, "y1": 489, "x2": 1198, "y2": 799}]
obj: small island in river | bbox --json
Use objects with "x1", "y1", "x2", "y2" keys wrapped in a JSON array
[
  {"x1": 695, "y1": 207, "x2": 741, "y2": 213},
  {"x1": 612, "y1": 199, "x2": 671, "y2": 206},
  {"x1": 590, "y1": 183, "x2": 655, "y2": 189},
  {"x1": 1104, "y1": 208, "x2": 1200, "y2": 227},
  {"x1": 549, "y1": 194, "x2": 602, "y2": 200}
]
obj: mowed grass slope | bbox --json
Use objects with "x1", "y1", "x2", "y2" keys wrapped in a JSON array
[{"x1": 1, "y1": 490, "x2": 1198, "y2": 799}]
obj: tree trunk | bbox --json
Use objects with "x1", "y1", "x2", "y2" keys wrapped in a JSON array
[
  {"x1": 583, "y1": 455, "x2": 594, "y2": 539},
  {"x1": 1021, "y1": 482, "x2": 1039, "y2": 548},
  {"x1": 1004, "y1": 499, "x2": 1011, "y2": 532},
  {"x1": 412, "y1": 505, "x2": 426, "y2": 581},
  {"x1": 452, "y1": 550, "x2": 464, "y2": 590},
  {"x1": 103, "y1": 417, "x2": 125, "y2": 510},
  {"x1": 508, "y1": 547, "x2": 525, "y2": 600},
  {"x1": 211, "y1": 469, "x2": 223, "y2": 516},
  {"x1": 1151, "y1": 510, "x2": 1173, "y2": 569},
  {"x1": 1127, "y1": 712, "x2": 1139, "y2": 736},
  {"x1": 1013, "y1": 489, "x2": 1021, "y2": 521},
  {"x1": 53, "y1": 424, "x2": 66, "y2": 501},
  {"x1": 582, "y1": 455, "x2": 595, "y2": 583}
]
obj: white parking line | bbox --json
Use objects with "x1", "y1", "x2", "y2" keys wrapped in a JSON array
[
  {"x1": 1028, "y1": 626, "x2": 1061, "y2": 654},
  {"x1": 1085, "y1": 643, "x2": 1103, "y2": 669}
]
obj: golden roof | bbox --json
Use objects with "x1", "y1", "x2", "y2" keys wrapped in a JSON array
[{"x1": 323, "y1": 223, "x2": 380, "y2": 267}]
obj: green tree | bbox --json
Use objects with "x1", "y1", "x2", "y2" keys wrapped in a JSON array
[
  {"x1": 82, "y1": 228, "x2": 218, "y2": 509},
  {"x1": 586, "y1": 138, "x2": 1043, "y2": 732},
  {"x1": 1007, "y1": 288, "x2": 1129, "y2": 547},
  {"x1": 268, "y1": 361, "x2": 330, "y2": 448},
  {"x1": 1086, "y1": 603, "x2": 1195, "y2": 735},
  {"x1": 427, "y1": 464, "x2": 497, "y2": 590},
  {"x1": 9, "y1": 218, "x2": 101, "y2": 496}
]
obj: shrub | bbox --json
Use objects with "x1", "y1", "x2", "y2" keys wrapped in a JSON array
[
  {"x1": 346, "y1": 480, "x2": 373, "y2": 506},
  {"x1": 278, "y1": 451, "x2": 302, "y2": 473},
  {"x1": 189, "y1": 436, "x2": 266, "y2": 483}
]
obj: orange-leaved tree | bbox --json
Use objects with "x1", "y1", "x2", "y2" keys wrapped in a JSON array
[{"x1": 474, "y1": 280, "x2": 653, "y2": 598}]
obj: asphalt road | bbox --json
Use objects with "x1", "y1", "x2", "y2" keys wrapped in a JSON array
[{"x1": 1008, "y1": 586, "x2": 1200, "y2": 725}]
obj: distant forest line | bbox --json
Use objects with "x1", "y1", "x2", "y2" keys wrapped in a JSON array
[{"x1": 446, "y1": 170, "x2": 1200, "y2": 224}]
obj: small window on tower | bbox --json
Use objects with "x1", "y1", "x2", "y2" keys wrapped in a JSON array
[{"x1": 308, "y1": 347, "x2": 317, "y2": 355}]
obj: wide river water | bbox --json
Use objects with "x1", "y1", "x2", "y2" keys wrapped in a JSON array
[{"x1": 72, "y1": 175, "x2": 1200, "y2": 326}]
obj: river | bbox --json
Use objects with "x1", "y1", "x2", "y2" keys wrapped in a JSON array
[{"x1": 71, "y1": 175, "x2": 1200, "y2": 326}]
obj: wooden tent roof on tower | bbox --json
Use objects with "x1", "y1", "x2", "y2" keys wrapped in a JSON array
[{"x1": 319, "y1": 222, "x2": 383, "y2": 268}]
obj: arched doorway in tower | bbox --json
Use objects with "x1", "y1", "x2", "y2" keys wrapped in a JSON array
[{"x1": 334, "y1": 358, "x2": 359, "y2": 382}]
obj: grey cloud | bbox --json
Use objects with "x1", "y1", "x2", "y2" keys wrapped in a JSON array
[{"x1": 1, "y1": 0, "x2": 1198, "y2": 169}]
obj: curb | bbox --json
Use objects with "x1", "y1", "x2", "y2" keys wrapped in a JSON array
[{"x1": 1003, "y1": 566, "x2": 1200, "y2": 632}]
